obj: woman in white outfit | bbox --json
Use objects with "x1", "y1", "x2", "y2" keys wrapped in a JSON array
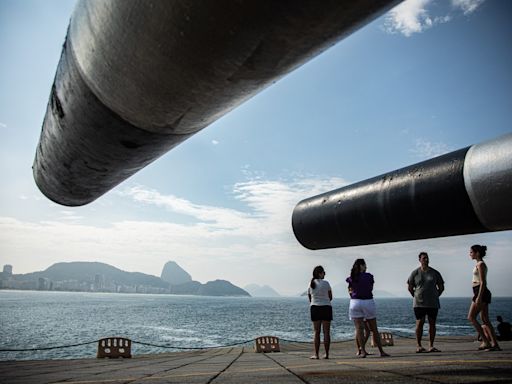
[{"x1": 307, "y1": 265, "x2": 332, "y2": 359}]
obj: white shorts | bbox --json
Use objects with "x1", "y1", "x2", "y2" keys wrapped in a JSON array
[{"x1": 349, "y1": 299, "x2": 377, "y2": 320}]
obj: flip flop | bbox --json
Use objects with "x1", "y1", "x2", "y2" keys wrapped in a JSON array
[
  {"x1": 485, "y1": 346, "x2": 502, "y2": 352},
  {"x1": 478, "y1": 345, "x2": 491, "y2": 351},
  {"x1": 310, "y1": 355, "x2": 319, "y2": 359},
  {"x1": 428, "y1": 347, "x2": 441, "y2": 353},
  {"x1": 416, "y1": 347, "x2": 427, "y2": 353}
]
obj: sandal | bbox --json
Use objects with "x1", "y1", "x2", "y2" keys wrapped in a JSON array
[
  {"x1": 428, "y1": 347, "x2": 441, "y2": 353},
  {"x1": 486, "y1": 346, "x2": 502, "y2": 351},
  {"x1": 416, "y1": 347, "x2": 427, "y2": 353}
]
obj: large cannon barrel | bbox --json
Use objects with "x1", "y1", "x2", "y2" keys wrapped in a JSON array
[
  {"x1": 33, "y1": 0, "x2": 399, "y2": 206},
  {"x1": 292, "y1": 134, "x2": 512, "y2": 249}
]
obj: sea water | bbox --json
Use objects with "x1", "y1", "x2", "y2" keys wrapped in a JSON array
[{"x1": 1, "y1": 290, "x2": 511, "y2": 360}]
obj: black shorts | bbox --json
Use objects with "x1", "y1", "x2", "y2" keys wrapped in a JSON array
[
  {"x1": 310, "y1": 305, "x2": 333, "y2": 322},
  {"x1": 414, "y1": 307, "x2": 438, "y2": 321},
  {"x1": 472, "y1": 285, "x2": 492, "y2": 304}
]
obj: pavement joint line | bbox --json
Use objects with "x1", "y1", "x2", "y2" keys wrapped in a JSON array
[
  {"x1": 53, "y1": 348, "x2": 237, "y2": 384},
  {"x1": 206, "y1": 348, "x2": 243, "y2": 384},
  {"x1": 42, "y1": 357, "x2": 512, "y2": 383},
  {"x1": 264, "y1": 352, "x2": 311, "y2": 384},
  {"x1": 330, "y1": 360, "x2": 446, "y2": 384},
  {"x1": 53, "y1": 366, "x2": 287, "y2": 384}
]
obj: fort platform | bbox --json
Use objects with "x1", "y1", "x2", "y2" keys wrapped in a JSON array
[{"x1": 1, "y1": 336, "x2": 511, "y2": 383}]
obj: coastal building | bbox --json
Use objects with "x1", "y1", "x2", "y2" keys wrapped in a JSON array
[{"x1": 3, "y1": 264, "x2": 13, "y2": 276}]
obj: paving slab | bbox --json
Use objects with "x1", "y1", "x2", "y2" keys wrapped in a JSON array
[{"x1": 0, "y1": 337, "x2": 510, "y2": 384}]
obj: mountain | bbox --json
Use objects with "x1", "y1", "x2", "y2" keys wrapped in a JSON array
[
  {"x1": 169, "y1": 280, "x2": 250, "y2": 296},
  {"x1": 198, "y1": 280, "x2": 250, "y2": 297},
  {"x1": 169, "y1": 280, "x2": 202, "y2": 295},
  {"x1": 373, "y1": 290, "x2": 397, "y2": 298},
  {"x1": 161, "y1": 261, "x2": 192, "y2": 285},
  {"x1": 244, "y1": 284, "x2": 280, "y2": 297},
  {"x1": 16, "y1": 261, "x2": 168, "y2": 288},
  {"x1": 6, "y1": 261, "x2": 250, "y2": 297}
]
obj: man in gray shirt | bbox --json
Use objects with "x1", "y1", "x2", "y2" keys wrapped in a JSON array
[{"x1": 407, "y1": 252, "x2": 445, "y2": 353}]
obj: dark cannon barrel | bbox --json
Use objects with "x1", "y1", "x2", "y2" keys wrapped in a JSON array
[
  {"x1": 292, "y1": 134, "x2": 512, "y2": 249},
  {"x1": 33, "y1": 0, "x2": 399, "y2": 206}
]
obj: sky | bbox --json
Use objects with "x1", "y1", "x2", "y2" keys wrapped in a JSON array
[{"x1": 1, "y1": 0, "x2": 511, "y2": 297}]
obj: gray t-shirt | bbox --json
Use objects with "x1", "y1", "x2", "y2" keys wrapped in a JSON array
[{"x1": 407, "y1": 267, "x2": 444, "y2": 308}]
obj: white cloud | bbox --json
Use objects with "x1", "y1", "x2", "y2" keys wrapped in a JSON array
[
  {"x1": 121, "y1": 177, "x2": 348, "y2": 237},
  {"x1": 384, "y1": 0, "x2": 434, "y2": 37},
  {"x1": 384, "y1": 0, "x2": 483, "y2": 37},
  {"x1": 452, "y1": 0, "x2": 484, "y2": 15},
  {"x1": 0, "y1": 122, "x2": 7, "y2": 128},
  {"x1": 211, "y1": 140, "x2": 219, "y2": 145},
  {"x1": 0, "y1": 176, "x2": 349, "y2": 295},
  {"x1": 410, "y1": 138, "x2": 452, "y2": 158},
  {"x1": 3, "y1": 175, "x2": 510, "y2": 297}
]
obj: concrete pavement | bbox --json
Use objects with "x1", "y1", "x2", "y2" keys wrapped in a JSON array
[{"x1": 1, "y1": 336, "x2": 511, "y2": 383}]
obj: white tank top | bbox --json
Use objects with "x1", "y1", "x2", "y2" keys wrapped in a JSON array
[{"x1": 472, "y1": 261, "x2": 486, "y2": 287}]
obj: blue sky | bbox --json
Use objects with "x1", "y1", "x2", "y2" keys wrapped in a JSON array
[{"x1": 1, "y1": 0, "x2": 511, "y2": 297}]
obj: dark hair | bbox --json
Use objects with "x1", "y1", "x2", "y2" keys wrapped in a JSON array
[
  {"x1": 418, "y1": 252, "x2": 428, "y2": 260},
  {"x1": 350, "y1": 259, "x2": 366, "y2": 281},
  {"x1": 497, "y1": 316, "x2": 503, "y2": 322},
  {"x1": 310, "y1": 265, "x2": 325, "y2": 289},
  {"x1": 471, "y1": 244, "x2": 487, "y2": 258}
]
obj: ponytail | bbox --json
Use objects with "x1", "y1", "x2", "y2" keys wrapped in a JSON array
[{"x1": 310, "y1": 265, "x2": 325, "y2": 289}]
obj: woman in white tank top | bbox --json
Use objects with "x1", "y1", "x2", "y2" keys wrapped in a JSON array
[
  {"x1": 307, "y1": 265, "x2": 332, "y2": 359},
  {"x1": 468, "y1": 244, "x2": 501, "y2": 351}
]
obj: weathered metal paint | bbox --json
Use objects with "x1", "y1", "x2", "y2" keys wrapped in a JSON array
[
  {"x1": 463, "y1": 133, "x2": 512, "y2": 231},
  {"x1": 33, "y1": 0, "x2": 400, "y2": 206},
  {"x1": 292, "y1": 147, "x2": 492, "y2": 249}
]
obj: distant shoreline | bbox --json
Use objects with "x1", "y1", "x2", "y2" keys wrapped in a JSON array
[{"x1": 3, "y1": 289, "x2": 507, "y2": 299}]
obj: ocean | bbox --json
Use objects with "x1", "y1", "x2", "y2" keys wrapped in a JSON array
[{"x1": 1, "y1": 290, "x2": 511, "y2": 361}]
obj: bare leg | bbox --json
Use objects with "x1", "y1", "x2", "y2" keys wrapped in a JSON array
[
  {"x1": 479, "y1": 303, "x2": 500, "y2": 349},
  {"x1": 322, "y1": 321, "x2": 331, "y2": 359},
  {"x1": 355, "y1": 331, "x2": 361, "y2": 355},
  {"x1": 353, "y1": 318, "x2": 367, "y2": 357},
  {"x1": 427, "y1": 315, "x2": 437, "y2": 350},
  {"x1": 468, "y1": 301, "x2": 490, "y2": 348},
  {"x1": 366, "y1": 318, "x2": 390, "y2": 357},
  {"x1": 415, "y1": 317, "x2": 426, "y2": 352},
  {"x1": 355, "y1": 324, "x2": 370, "y2": 355},
  {"x1": 311, "y1": 321, "x2": 321, "y2": 358},
  {"x1": 363, "y1": 321, "x2": 371, "y2": 345}
]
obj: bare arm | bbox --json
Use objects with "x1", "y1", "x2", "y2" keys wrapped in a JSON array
[
  {"x1": 328, "y1": 290, "x2": 333, "y2": 301},
  {"x1": 308, "y1": 293, "x2": 312, "y2": 303}
]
